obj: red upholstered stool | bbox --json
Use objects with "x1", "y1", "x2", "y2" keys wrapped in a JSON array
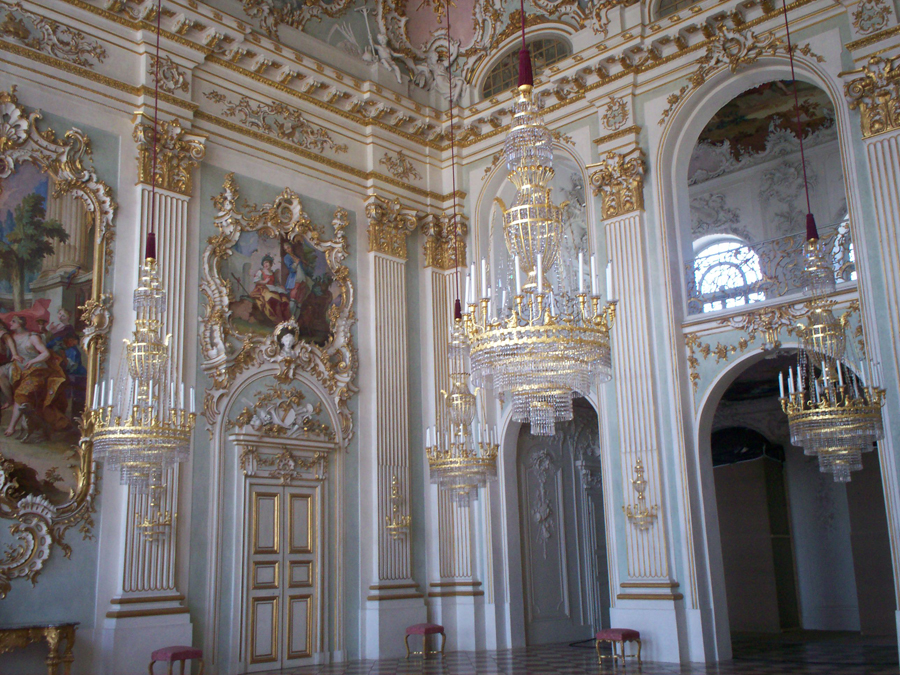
[
  {"x1": 404, "y1": 623, "x2": 446, "y2": 659},
  {"x1": 595, "y1": 628, "x2": 641, "y2": 665},
  {"x1": 148, "y1": 646, "x2": 204, "y2": 675}
]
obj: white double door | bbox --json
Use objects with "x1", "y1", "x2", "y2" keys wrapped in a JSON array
[{"x1": 244, "y1": 482, "x2": 317, "y2": 671}]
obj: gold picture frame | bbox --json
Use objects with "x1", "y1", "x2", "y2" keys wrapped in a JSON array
[
  {"x1": 200, "y1": 173, "x2": 356, "y2": 445},
  {"x1": 0, "y1": 87, "x2": 115, "y2": 596}
]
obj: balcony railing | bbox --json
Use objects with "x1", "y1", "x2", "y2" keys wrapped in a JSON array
[{"x1": 685, "y1": 223, "x2": 855, "y2": 315}]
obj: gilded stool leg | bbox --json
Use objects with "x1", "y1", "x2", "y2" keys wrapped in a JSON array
[
  {"x1": 595, "y1": 639, "x2": 601, "y2": 664},
  {"x1": 197, "y1": 660, "x2": 205, "y2": 675},
  {"x1": 404, "y1": 634, "x2": 411, "y2": 659},
  {"x1": 167, "y1": 661, "x2": 173, "y2": 675},
  {"x1": 422, "y1": 635, "x2": 429, "y2": 659},
  {"x1": 149, "y1": 661, "x2": 156, "y2": 675},
  {"x1": 440, "y1": 632, "x2": 446, "y2": 656},
  {"x1": 636, "y1": 639, "x2": 642, "y2": 665}
]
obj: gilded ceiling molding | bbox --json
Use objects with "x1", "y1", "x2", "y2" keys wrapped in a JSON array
[
  {"x1": 203, "y1": 90, "x2": 348, "y2": 154},
  {"x1": 658, "y1": 18, "x2": 824, "y2": 126},
  {"x1": 366, "y1": 194, "x2": 418, "y2": 260},
  {"x1": 200, "y1": 174, "x2": 357, "y2": 444},
  {"x1": 228, "y1": 384, "x2": 334, "y2": 442},
  {"x1": 0, "y1": 88, "x2": 116, "y2": 596},
  {"x1": 422, "y1": 212, "x2": 468, "y2": 271},
  {"x1": 0, "y1": 0, "x2": 107, "y2": 69},
  {"x1": 589, "y1": 147, "x2": 647, "y2": 219},
  {"x1": 844, "y1": 56, "x2": 900, "y2": 139},
  {"x1": 132, "y1": 117, "x2": 206, "y2": 196},
  {"x1": 852, "y1": 0, "x2": 893, "y2": 35},
  {"x1": 530, "y1": 0, "x2": 639, "y2": 38},
  {"x1": 148, "y1": 54, "x2": 190, "y2": 94}
]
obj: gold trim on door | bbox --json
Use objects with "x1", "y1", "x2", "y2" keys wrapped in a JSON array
[
  {"x1": 253, "y1": 492, "x2": 280, "y2": 555},
  {"x1": 287, "y1": 594, "x2": 313, "y2": 659},
  {"x1": 289, "y1": 494, "x2": 313, "y2": 554},
  {"x1": 289, "y1": 561, "x2": 313, "y2": 588},
  {"x1": 252, "y1": 561, "x2": 279, "y2": 590},
  {"x1": 249, "y1": 596, "x2": 279, "y2": 664}
]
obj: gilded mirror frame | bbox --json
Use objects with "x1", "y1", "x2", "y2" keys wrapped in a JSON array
[{"x1": 0, "y1": 88, "x2": 115, "y2": 596}]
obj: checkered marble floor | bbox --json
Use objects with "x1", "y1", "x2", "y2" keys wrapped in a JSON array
[{"x1": 248, "y1": 633, "x2": 900, "y2": 675}]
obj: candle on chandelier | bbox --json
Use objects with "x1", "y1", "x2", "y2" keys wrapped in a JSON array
[
  {"x1": 515, "y1": 255, "x2": 522, "y2": 294},
  {"x1": 606, "y1": 261, "x2": 613, "y2": 300},
  {"x1": 476, "y1": 425, "x2": 482, "y2": 445},
  {"x1": 837, "y1": 363, "x2": 844, "y2": 387},
  {"x1": 788, "y1": 367, "x2": 795, "y2": 394},
  {"x1": 779, "y1": 372, "x2": 785, "y2": 398},
  {"x1": 481, "y1": 259, "x2": 487, "y2": 299},
  {"x1": 100, "y1": 380, "x2": 106, "y2": 410},
  {"x1": 180, "y1": 383, "x2": 185, "y2": 410},
  {"x1": 426, "y1": 427, "x2": 432, "y2": 448},
  {"x1": 93, "y1": 383, "x2": 100, "y2": 410},
  {"x1": 590, "y1": 255, "x2": 598, "y2": 296},
  {"x1": 464, "y1": 272, "x2": 471, "y2": 306},
  {"x1": 190, "y1": 386, "x2": 195, "y2": 414},
  {"x1": 578, "y1": 251, "x2": 584, "y2": 293},
  {"x1": 536, "y1": 253, "x2": 543, "y2": 293}
]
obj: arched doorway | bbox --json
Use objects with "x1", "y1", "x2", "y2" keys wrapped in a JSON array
[
  {"x1": 708, "y1": 353, "x2": 894, "y2": 657},
  {"x1": 515, "y1": 398, "x2": 610, "y2": 644}
]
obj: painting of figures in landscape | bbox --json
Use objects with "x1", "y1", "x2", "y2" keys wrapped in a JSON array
[
  {"x1": 225, "y1": 230, "x2": 340, "y2": 345},
  {"x1": 0, "y1": 163, "x2": 94, "y2": 504}
]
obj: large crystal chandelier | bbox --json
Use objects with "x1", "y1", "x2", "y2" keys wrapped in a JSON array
[
  {"x1": 461, "y1": 18, "x2": 615, "y2": 436},
  {"x1": 88, "y1": 253, "x2": 196, "y2": 492},
  {"x1": 87, "y1": 0, "x2": 195, "y2": 494},
  {"x1": 426, "y1": 321, "x2": 499, "y2": 505},
  {"x1": 776, "y1": 0, "x2": 884, "y2": 481}
]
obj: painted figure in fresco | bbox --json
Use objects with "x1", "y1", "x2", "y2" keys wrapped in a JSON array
[
  {"x1": 0, "y1": 314, "x2": 70, "y2": 440},
  {"x1": 250, "y1": 254, "x2": 291, "y2": 324},
  {"x1": 282, "y1": 241, "x2": 311, "y2": 310}
]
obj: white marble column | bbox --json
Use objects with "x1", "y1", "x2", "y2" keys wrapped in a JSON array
[{"x1": 360, "y1": 194, "x2": 426, "y2": 658}]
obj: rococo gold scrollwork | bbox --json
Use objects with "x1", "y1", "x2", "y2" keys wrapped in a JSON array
[
  {"x1": 589, "y1": 147, "x2": 646, "y2": 219},
  {"x1": 844, "y1": 56, "x2": 900, "y2": 139},
  {"x1": 0, "y1": 88, "x2": 115, "y2": 597},
  {"x1": 366, "y1": 193, "x2": 418, "y2": 260},
  {"x1": 200, "y1": 174, "x2": 357, "y2": 446},
  {"x1": 132, "y1": 116, "x2": 206, "y2": 196},
  {"x1": 0, "y1": 1, "x2": 107, "y2": 69},
  {"x1": 659, "y1": 19, "x2": 824, "y2": 126}
]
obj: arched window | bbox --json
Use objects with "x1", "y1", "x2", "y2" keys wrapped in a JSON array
[
  {"x1": 694, "y1": 238, "x2": 765, "y2": 312},
  {"x1": 481, "y1": 37, "x2": 570, "y2": 99},
  {"x1": 657, "y1": 0, "x2": 701, "y2": 18}
]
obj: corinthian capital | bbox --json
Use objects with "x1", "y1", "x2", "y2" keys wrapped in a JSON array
[
  {"x1": 366, "y1": 194, "x2": 418, "y2": 260},
  {"x1": 133, "y1": 116, "x2": 206, "y2": 196},
  {"x1": 589, "y1": 147, "x2": 647, "y2": 219},
  {"x1": 422, "y1": 212, "x2": 468, "y2": 270},
  {"x1": 844, "y1": 56, "x2": 900, "y2": 139}
]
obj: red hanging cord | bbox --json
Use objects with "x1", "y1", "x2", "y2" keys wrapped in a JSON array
[
  {"x1": 780, "y1": 0, "x2": 818, "y2": 240},
  {"x1": 146, "y1": 0, "x2": 163, "y2": 260},
  {"x1": 445, "y1": 0, "x2": 462, "y2": 319}
]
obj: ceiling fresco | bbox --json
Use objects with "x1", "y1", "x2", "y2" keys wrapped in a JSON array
[
  {"x1": 231, "y1": 0, "x2": 630, "y2": 102},
  {"x1": 696, "y1": 80, "x2": 836, "y2": 161}
]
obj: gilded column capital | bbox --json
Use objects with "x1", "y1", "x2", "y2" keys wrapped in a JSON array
[
  {"x1": 589, "y1": 147, "x2": 646, "y2": 220},
  {"x1": 844, "y1": 55, "x2": 900, "y2": 139},
  {"x1": 132, "y1": 116, "x2": 207, "y2": 196},
  {"x1": 366, "y1": 194, "x2": 418, "y2": 260},
  {"x1": 422, "y1": 212, "x2": 468, "y2": 270}
]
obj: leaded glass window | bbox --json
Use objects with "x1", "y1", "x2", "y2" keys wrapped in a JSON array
[
  {"x1": 481, "y1": 37, "x2": 571, "y2": 99},
  {"x1": 694, "y1": 239, "x2": 765, "y2": 312}
]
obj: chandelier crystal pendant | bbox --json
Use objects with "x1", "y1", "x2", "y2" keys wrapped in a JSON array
[
  {"x1": 426, "y1": 321, "x2": 499, "y2": 505},
  {"x1": 462, "y1": 51, "x2": 616, "y2": 436},
  {"x1": 88, "y1": 254, "x2": 196, "y2": 492},
  {"x1": 774, "y1": 0, "x2": 884, "y2": 481}
]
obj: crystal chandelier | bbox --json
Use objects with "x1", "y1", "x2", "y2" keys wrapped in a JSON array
[
  {"x1": 423, "y1": 1, "x2": 498, "y2": 504},
  {"x1": 426, "y1": 321, "x2": 498, "y2": 505},
  {"x1": 461, "y1": 21, "x2": 615, "y2": 436},
  {"x1": 87, "y1": 0, "x2": 195, "y2": 494},
  {"x1": 88, "y1": 255, "x2": 196, "y2": 492},
  {"x1": 775, "y1": 0, "x2": 884, "y2": 481}
]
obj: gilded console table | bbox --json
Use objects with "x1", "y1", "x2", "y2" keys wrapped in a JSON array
[{"x1": 0, "y1": 622, "x2": 77, "y2": 674}]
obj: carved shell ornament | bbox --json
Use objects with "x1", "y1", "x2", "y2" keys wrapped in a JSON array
[
  {"x1": 200, "y1": 174, "x2": 357, "y2": 446},
  {"x1": 0, "y1": 88, "x2": 115, "y2": 597}
]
